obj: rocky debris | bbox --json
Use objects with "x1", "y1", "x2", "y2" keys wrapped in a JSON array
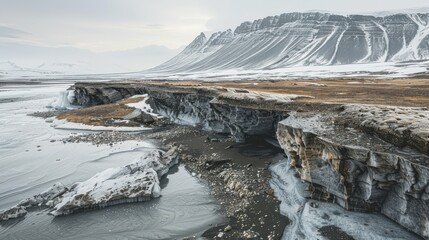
[
  {"x1": 62, "y1": 131, "x2": 149, "y2": 145},
  {"x1": 0, "y1": 147, "x2": 180, "y2": 219},
  {"x1": 205, "y1": 159, "x2": 232, "y2": 170},
  {"x1": 150, "y1": 126, "x2": 285, "y2": 239},
  {"x1": 218, "y1": 170, "x2": 254, "y2": 199},
  {"x1": 242, "y1": 229, "x2": 260, "y2": 239},
  {"x1": 224, "y1": 225, "x2": 232, "y2": 232},
  {"x1": 28, "y1": 110, "x2": 66, "y2": 119},
  {"x1": 61, "y1": 124, "x2": 173, "y2": 146}
]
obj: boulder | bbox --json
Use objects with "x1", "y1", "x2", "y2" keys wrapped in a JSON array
[{"x1": 123, "y1": 109, "x2": 155, "y2": 124}]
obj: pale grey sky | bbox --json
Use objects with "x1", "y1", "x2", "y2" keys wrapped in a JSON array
[{"x1": 1, "y1": 0, "x2": 429, "y2": 52}]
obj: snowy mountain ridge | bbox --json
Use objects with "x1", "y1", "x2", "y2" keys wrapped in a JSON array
[{"x1": 150, "y1": 12, "x2": 429, "y2": 73}]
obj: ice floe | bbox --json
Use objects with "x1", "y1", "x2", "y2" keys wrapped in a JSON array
[{"x1": 0, "y1": 147, "x2": 180, "y2": 220}]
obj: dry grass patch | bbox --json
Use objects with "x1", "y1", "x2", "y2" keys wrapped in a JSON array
[
  {"x1": 56, "y1": 95, "x2": 151, "y2": 127},
  {"x1": 57, "y1": 103, "x2": 137, "y2": 126}
]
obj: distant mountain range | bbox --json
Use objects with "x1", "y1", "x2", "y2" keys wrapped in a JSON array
[
  {"x1": 149, "y1": 12, "x2": 429, "y2": 73},
  {"x1": 0, "y1": 44, "x2": 181, "y2": 78}
]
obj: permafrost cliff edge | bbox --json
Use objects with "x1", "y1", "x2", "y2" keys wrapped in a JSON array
[{"x1": 70, "y1": 82, "x2": 429, "y2": 238}]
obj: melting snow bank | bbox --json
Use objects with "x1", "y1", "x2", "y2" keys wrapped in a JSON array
[
  {"x1": 0, "y1": 147, "x2": 179, "y2": 220},
  {"x1": 126, "y1": 94, "x2": 163, "y2": 119},
  {"x1": 270, "y1": 159, "x2": 420, "y2": 240},
  {"x1": 50, "y1": 89, "x2": 77, "y2": 110}
]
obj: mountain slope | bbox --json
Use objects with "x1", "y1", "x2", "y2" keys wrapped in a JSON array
[{"x1": 149, "y1": 12, "x2": 429, "y2": 73}]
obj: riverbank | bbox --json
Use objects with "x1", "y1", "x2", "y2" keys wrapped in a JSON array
[{"x1": 55, "y1": 80, "x2": 429, "y2": 239}]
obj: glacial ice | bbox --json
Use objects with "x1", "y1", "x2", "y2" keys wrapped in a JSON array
[
  {"x1": 50, "y1": 90, "x2": 76, "y2": 110},
  {"x1": 50, "y1": 168, "x2": 160, "y2": 216},
  {"x1": 0, "y1": 183, "x2": 66, "y2": 221},
  {"x1": 0, "y1": 206, "x2": 27, "y2": 221},
  {"x1": 0, "y1": 147, "x2": 180, "y2": 220},
  {"x1": 270, "y1": 159, "x2": 420, "y2": 240}
]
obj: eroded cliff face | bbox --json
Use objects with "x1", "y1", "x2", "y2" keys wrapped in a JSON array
[
  {"x1": 72, "y1": 83, "x2": 290, "y2": 142},
  {"x1": 145, "y1": 88, "x2": 287, "y2": 142},
  {"x1": 276, "y1": 112, "x2": 429, "y2": 238},
  {"x1": 71, "y1": 82, "x2": 429, "y2": 238}
]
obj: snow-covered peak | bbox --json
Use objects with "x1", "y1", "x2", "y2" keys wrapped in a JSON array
[
  {"x1": 182, "y1": 32, "x2": 207, "y2": 54},
  {"x1": 150, "y1": 11, "x2": 429, "y2": 74}
]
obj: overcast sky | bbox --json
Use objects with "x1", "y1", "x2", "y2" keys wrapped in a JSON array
[{"x1": 1, "y1": 0, "x2": 429, "y2": 53}]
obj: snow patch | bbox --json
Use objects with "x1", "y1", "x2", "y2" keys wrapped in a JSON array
[
  {"x1": 126, "y1": 94, "x2": 163, "y2": 119},
  {"x1": 215, "y1": 88, "x2": 313, "y2": 103}
]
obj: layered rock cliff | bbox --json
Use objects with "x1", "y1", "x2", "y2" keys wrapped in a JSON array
[
  {"x1": 70, "y1": 82, "x2": 429, "y2": 238},
  {"x1": 149, "y1": 12, "x2": 429, "y2": 73}
]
